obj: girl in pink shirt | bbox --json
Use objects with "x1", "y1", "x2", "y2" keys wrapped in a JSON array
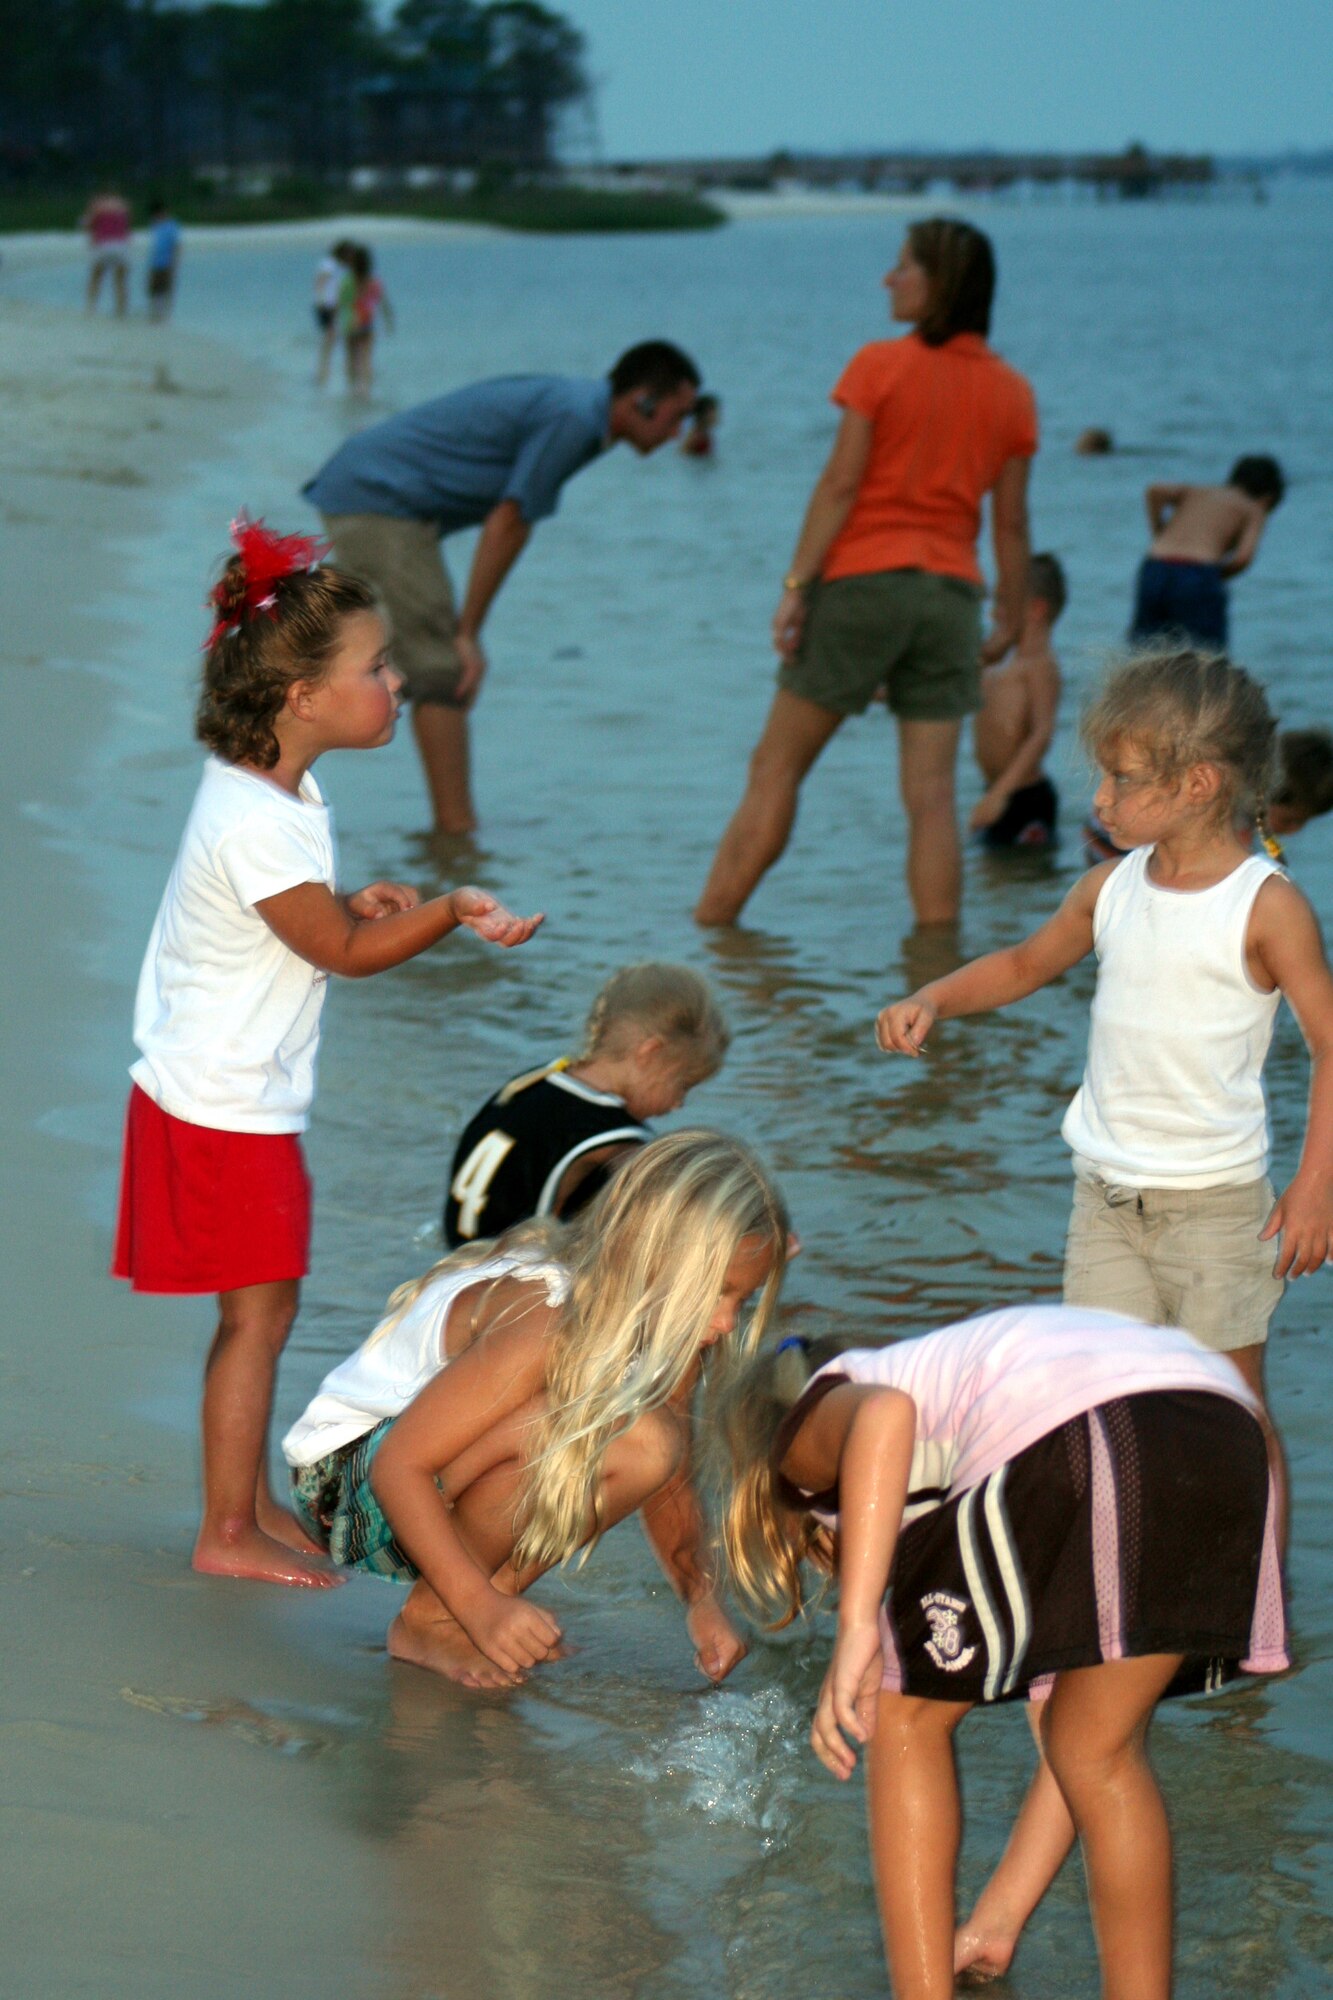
[{"x1": 717, "y1": 1304, "x2": 1286, "y2": 2000}]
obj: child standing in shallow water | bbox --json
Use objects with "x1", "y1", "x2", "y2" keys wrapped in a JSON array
[
  {"x1": 113, "y1": 518, "x2": 541, "y2": 1588},
  {"x1": 443, "y1": 961, "x2": 729, "y2": 1246},
  {"x1": 877, "y1": 649, "x2": 1333, "y2": 1406}
]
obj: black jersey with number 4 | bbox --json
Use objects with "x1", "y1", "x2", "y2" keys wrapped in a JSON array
[{"x1": 443, "y1": 1063, "x2": 650, "y2": 1247}]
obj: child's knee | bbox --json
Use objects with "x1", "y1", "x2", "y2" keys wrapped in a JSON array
[
  {"x1": 216, "y1": 1284, "x2": 299, "y2": 1350},
  {"x1": 612, "y1": 1407, "x2": 684, "y2": 1497}
]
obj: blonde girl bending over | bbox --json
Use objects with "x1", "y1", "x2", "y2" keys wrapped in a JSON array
[
  {"x1": 877, "y1": 648, "x2": 1333, "y2": 1405},
  {"x1": 713, "y1": 1306, "x2": 1287, "y2": 2000},
  {"x1": 284, "y1": 1131, "x2": 789, "y2": 1687}
]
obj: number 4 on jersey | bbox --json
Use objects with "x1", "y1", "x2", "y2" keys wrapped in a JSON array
[{"x1": 450, "y1": 1129, "x2": 518, "y2": 1238}]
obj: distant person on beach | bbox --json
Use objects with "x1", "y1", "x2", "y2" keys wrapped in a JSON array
[
  {"x1": 1131, "y1": 454, "x2": 1285, "y2": 650},
  {"x1": 876, "y1": 650, "x2": 1333, "y2": 1411},
  {"x1": 680, "y1": 392, "x2": 720, "y2": 458},
  {"x1": 112, "y1": 517, "x2": 541, "y2": 1589},
  {"x1": 303, "y1": 340, "x2": 702, "y2": 834},
  {"x1": 695, "y1": 218, "x2": 1036, "y2": 930},
  {"x1": 444, "y1": 962, "x2": 730, "y2": 1246},
  {"x1": 1075, "y1": 426, "x2": 1114, "y2": 455},
  {"x1": 144, "y1": 200, "x2": 181, "y2": 323},
  {"x1": 714, "y1": 1307, "x2": 1286, "y2": 1999},
  {"x1": 341, "y1": 243, "x2": 394, "y2": 398},
  {"x1": 284, "y1": 1131, "x2": 786, "y2": 1687},
  {"x1": 971, "y1": 551, "x2": 1064, "y2": 849},
  {"x1": 81, "y1": 186, "x2": 131, "y2": 316},
  {"x1": 1084, "y1": 722, "x2": 1333, "y2": 864},
  {"x1": 313, "y1": 240, "x2": 353, "y2": 387}
]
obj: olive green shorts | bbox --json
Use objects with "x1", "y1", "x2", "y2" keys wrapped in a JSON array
[
  {"x1": 778, "y1": 569, "x2": 984, "y2": 721},
  {"x1": 1063, "y1": 1163, "x2": 1284, "y2": 1351},
  {"x1": 321, "y1": 512, "x2": 464, "y2": 707}
]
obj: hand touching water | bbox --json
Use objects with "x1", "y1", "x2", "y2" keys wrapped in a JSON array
[{"x1": 811, "y1": 1621, "x2": 885, "y2": 1779}]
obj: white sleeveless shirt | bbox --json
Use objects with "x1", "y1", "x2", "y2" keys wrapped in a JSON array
[
  {"x1": 282, "y1": 1249, "x2": 569, "y2": 1467},
  {"x1": 1061, "y1": 848, "x2": 1282, "y2": 1188}
]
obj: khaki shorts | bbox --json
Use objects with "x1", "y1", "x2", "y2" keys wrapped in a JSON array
[
  {"x1": 321, "y1": 512, "x2": 463, "y2": 706},
  {"x1": 1063, "y1": 1163, "x2": 1283, "y2": 1351},
  {"x1": 778, "y1": 569, "x2": 984, "y2": 721}
]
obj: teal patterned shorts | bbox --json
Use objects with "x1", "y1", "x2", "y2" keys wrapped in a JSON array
[{"x1": 290, "y1": 1419, "x2": 419, "y2": 1582}]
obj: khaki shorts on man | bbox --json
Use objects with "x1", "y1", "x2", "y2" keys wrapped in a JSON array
[
  {"x1": 322, "y1": 513, "x2": 464, "y2": 707},
  {"x1": 778, "y1": 568, "x2": 984, "y2": 721},
  {"x1": 1063, "y1": 1161, "x2": 1283, "y2": 1352}
]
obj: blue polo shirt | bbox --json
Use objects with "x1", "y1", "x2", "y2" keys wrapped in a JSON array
[{"x1": 302, "y1": 374, "x2": 613, "y2": 534}]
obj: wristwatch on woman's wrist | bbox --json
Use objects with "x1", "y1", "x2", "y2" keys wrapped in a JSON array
[{"x1": 783, "y1": 572, "x2": 810, "y2": 592}]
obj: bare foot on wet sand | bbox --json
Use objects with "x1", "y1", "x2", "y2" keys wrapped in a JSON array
[
  {"x1": 387, "y1": 1604, "x2": 518, "y2": 1689},
  {"x1": 256, "y1": 1498, "x2": 329, "y2": 1560},
  {"x1": 954, "y1": 1917, "x2": 1018, "y2": 1985},
  {"x1": 193, "y1": 1523, "x2": 344, "y2": 1588}
]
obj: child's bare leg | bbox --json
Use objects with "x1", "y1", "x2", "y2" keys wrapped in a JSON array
[
  {"x1": 865, "y1": 1691, "x2": 972, "y2": 2000},
  {"x1": 1042, "y1": 1654, "x2": 1183, "y2": 2000},
  {"x1": 194, "y1": 1279, "x2": 339, "y2": 1587},
  {"x1": 387, "y1": 1403, "x2": 682, "y2": 1682},
  {"x1": 955, "y1": 1700, "x2": 1075, "y2": 1982}
]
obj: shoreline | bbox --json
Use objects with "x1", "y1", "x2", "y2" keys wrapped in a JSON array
[{"x1": 0, "y1": 297, "x2": 398, "y2": 1993}]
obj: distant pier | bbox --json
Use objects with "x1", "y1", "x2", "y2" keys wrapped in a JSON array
[{"x1": 601, "y1": 144, "x2": 1216, "y2": 201}]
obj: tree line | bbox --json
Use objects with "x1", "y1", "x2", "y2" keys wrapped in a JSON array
[{"x1": 0, "y1": 0, "x2": 590, "y2": 186}]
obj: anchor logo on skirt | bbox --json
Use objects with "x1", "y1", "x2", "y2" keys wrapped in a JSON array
[{"x1": 921, "y1": 1591, "x2": 978, "y2": 1672}]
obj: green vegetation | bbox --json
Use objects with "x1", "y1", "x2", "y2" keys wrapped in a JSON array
[{"x1": 0, "y1": 181, "x2": 725, "y2": 237}]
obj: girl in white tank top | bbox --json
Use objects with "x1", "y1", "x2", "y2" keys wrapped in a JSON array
[{"x1": 876, "y1": 651, "x2": 1333, "y2": 1399}]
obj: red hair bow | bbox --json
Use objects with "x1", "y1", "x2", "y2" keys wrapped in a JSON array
[{"x1": 205, "y1": 513, "x2": 327, "y2": 647}]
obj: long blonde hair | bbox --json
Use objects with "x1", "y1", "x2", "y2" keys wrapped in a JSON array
[
  {"x1": 706, "y1": 1349, "x2": 837, "y2": 1629},
  {"x1": 513, "y1": 1130, "x2": 789, "y2": 1574}
]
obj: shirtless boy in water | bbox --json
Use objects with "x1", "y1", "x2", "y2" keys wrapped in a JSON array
[
  {"x1": 1131, "y1": 454, "x2": 1284, "y2": 650},
  {"x1": 970, "y1": 553, "x2": 1064, "y2": 848}
]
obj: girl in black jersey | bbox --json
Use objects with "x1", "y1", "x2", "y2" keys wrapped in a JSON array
[{"x1": 444, "y1": 963, "x2": 729, "y2": 1245}]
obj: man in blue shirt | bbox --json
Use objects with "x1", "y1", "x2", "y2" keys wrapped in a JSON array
[
  {"x1": 145, "y1": 200, "x2": 181, "y2": 323},
  {"x1": 303, "y1": 340, "x2": 701, "y2": 833}
]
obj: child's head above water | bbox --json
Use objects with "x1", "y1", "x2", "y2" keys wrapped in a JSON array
[
  {"x1": 1271, "y1": 729, "x2": 1333, "y2": 835},
  {"x1": 1082, "y1": 647, "x2": 1277, "y2": 837},
  {"x1": 515, "y1": 1128, "x2": 790, "y2": 1573},
  {"x1": 1228, "y1": 454, "x2": 1285, "y2": 512},
  {"x1": 577, "y1": 962, "x2": 730, "y2": 1119},
  {"x1": 1027, "y1": 551, "x2": 1067, "y2": 626},
  {"x1": 196, "y1": 521, "x2": 379, "y2": 769}
]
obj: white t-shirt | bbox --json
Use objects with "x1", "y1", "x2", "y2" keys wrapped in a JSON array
[
  {"x1": 130, "y1": 758, "x2": 336, "y2": 1133},
  {"x1": 1061, "y1": 848, "x2": 1283, "y2": 1188},
  {"x1": 314, "y1": 255, "x2": 341, "y2": 308},
  {"x1": 283, "y1": 1249, "x2": 570, "y2": 1467},
  {"x1": 802, "y1": 1304, "x2": 1258, "y2": 1523}
]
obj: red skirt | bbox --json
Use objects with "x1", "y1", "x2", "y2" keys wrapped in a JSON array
[{"x1": 112, "y1": 1084, "x2": 312, "y2": 1294}]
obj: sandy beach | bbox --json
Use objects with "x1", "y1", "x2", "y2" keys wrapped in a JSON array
[{"x1": 0, "y1": 301, "x2": 399, "y2": 1998}]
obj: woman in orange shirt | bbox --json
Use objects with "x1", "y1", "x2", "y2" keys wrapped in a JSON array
[{"x1": 696, "y1": 219, "x2": 1037, "y2": 929}]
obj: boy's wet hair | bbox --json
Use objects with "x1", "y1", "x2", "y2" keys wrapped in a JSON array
[
  {"x1": 907, "y1": 217, "x2": 996, "y2": 346},
  {"x1": 1228, "y1": 454, "x2": 1285, "y2": 509},
  {"x1": 608, "y1": 340, "x2": 702, "y2": 399},
  {"x1": 197, "y1": 558, "x2": 379, "y2": 768},
  {"x1": 1028, "y1": 551, "x2": 1067, "y2": 622},
  {"x1": 1274, "y1": 728, "x2": 1333, "y2": 821},
  {"x1": 1082, "y1": 647, "x2": 1277, "y2": 826},
  {"x1": 581, "y1": 962, "x2": 730, "y2": 1076}
]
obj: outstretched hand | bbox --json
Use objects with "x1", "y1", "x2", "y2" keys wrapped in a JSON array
[
  {"x1": 450, "y1": 886, "x2": 544, "y2": 948},
  {"x1": 1260, "y1": 1172, "x2": 1333, "y2": 1278},
  {"x1": 686, "y1": 1596, "x2": 749, "y2": 1684},
  {"x1": 875, "y1": 996, "x2": 937, "y2": 1056},
  {"x1": 346, "y1": 881, "x2": 421, "y2": 920},
  {"x1": 811, "y1": 1622, "x2": 884, "y2": 1780}
]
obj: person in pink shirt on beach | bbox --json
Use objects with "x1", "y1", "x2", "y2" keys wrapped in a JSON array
[{"x1": 81, "y1": 187, "x2": 132, "y2": 317}]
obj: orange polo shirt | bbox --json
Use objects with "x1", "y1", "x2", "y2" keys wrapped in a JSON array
[{"x1": 822, "y1": 333, "x2": 1038, "y2": 586}]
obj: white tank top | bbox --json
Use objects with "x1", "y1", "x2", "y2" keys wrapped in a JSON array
[
  {"x1": 1061, "y1": 848, "x2": 1283, "y2": 1188},
  {"x1": 282, "y1": 1249, "x2": 569, "y2": 1467}
]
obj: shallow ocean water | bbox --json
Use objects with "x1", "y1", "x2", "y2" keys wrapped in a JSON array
[{"x1": 8, "y1": 187, "x2": 1333, "y2": 1995}]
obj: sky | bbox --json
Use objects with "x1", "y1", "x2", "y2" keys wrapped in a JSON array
[{"x1": 551, "y1": 0, "x2": 1333, "y2": 161}]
